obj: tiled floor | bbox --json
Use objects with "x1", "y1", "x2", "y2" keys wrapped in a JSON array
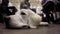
[{"x1": 0, "y1": 23, "x2": 60, "y2": 34}]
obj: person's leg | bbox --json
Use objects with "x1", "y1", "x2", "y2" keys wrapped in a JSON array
[
  {"x1": 50, "y1": 13, "x2": 55, "y2": 23},
  {"x1": 4, "y1": 17, "x2": 10, "y2": 28},
  {"x1": 43, "y1": 1, "x2": 55, "y2": 24},
  {"x1": 0, "y1": 14, "x2": 4, "y2": 23},
  {"x1": 42, "y1": 9, "x2": 51, "y2": 24},
  {"x1": 45, "y1": 12, "x2": 51, "y2": 24}
]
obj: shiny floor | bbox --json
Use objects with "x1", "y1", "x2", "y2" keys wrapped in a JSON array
[{"x1": 0, "y1": 23, "x2": 60, "y2": 34}]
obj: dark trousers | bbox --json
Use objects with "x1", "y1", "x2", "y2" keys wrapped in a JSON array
[
  {"x1": 0, "y1": 14, "x2": 4, "y2": 23},
  {"x1": 43, "y1": 1, "x2": 55, "y2": 24},
  {"x1": 4, "y1": 17, "x2": 10, "y2": 28},
  {"x1": 44, "y1": 11, "x2": 51, "y2": 24}
]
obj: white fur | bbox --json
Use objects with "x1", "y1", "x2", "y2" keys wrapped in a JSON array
[
  {"x1": 8, "y1": 9, "x2": 42, "y2": 28},
  {"x1": 7, "y1": 0, "x2": 48, "y2": 28},
  {"x1": 20, "y1": 9, "x2": 42, "y2": 28}
]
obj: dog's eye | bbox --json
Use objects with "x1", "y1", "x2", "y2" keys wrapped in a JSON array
[{"x1": 21, "y1": 12, "x2": 26, "y2": 15}]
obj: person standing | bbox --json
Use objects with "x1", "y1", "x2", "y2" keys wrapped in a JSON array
[{"x1": 42, "y1": 0, "x2": 55, "y2": 24}]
